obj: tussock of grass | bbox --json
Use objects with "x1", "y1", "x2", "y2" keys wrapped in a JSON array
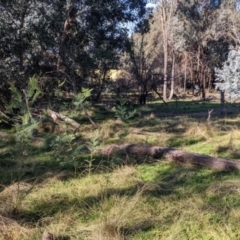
[
  {"x1": 0, "y1": 214, "x2": 29, "y2": 240},
  {"x1": 94, "y1": 189, "x2": 151, "y2": 240},
  {"x1": 10, "y1": 166, "x2": 149, "y2": 239},
  {"x1": 186, "y1": 122, "x2": 215, "y2": 140},
  {"x1": 0, "y1": 181, "x2": 33, "y2": 214},
  {"x1": 3, "y1": 103, "x2": 240, "y2": 239},
  {"x1": 99, "y1": 119, "x2": 127, "y2": 141}
]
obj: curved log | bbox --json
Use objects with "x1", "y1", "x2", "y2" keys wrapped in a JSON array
[{"x1": 100, "y1": 144, "x2": 240, "y2": 171}]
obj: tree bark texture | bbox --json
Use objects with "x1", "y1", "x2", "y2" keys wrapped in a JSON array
[{"x1": 100, "y1": 144, "x2": 240, "y2": 171}]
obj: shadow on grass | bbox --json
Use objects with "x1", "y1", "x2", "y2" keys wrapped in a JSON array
[
  {"x1": 142, "y1": 163, "x2": 240, "y2": 207},
  {"x1": 16, "y1": 184, "x2": 138, "y2": 222},
  {"x1": 0, "y1": 136, "x2": 90, "y2": 187},
  {"x1": 215, "y1": 144, "x2": 240, "y2": 159},
  {"x1": 12, "y1": 160, "x2": 240, "y2": 238},
  {"x1": 74, "y1": 99, "x2": 233, "y2": 126},
  {"x1": 3, "y1": 149, "x2": 240, "y2": 239}
]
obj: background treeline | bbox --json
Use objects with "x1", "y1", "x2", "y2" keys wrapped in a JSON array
[{"x1": 0, "y1": 0, "x2": 240, "y2": 110}]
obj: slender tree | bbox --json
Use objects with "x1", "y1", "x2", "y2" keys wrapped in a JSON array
[{"x1": 153, "y1": 0, "x2": 178, "y2": 100}]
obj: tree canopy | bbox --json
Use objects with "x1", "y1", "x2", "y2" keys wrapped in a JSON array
[
  {"x1": 0, "y1": 0, "x2": 147, "y2": 97},
  {"x1": 1, "y1": 0, "x2": 240, "y2": 108}
]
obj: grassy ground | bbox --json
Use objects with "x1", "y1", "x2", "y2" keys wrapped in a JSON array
[{"x1": 1, "y1": 99, "x2": 240, "y2": 239}]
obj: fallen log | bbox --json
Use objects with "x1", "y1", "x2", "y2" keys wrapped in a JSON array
[
  {"x1": 100, "y1": 144, "x2": 240, "y2": 171},
  {"x1": 47, "y1": 109, "x2": 80, "y2": 129}
]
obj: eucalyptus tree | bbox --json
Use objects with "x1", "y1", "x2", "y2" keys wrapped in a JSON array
[
  {"x1": 0, "y1": 0, "x2": 39, "y2": 109},
  {"x1": 210, "y1": 0, "x2": 240, "y2": 45},
  {"x1": 40, "y1": 0, "x2": 146, "y2": 96},
  {"x1": 215, "y1": 46, "x2": 240, "y2": 103},
  {"x1": 128, "y1": 0, "x2": 239, "y2": 102},
  {"x1": 0, "y1": 0, "x2": 34, "y2": 78},
  {"x1": 152, "y1": 0, "x2": 178, "y2": 100},
  {"x1": 126, "y1": 20, "x2": 159, "y2": 104},
  {"x1": 0, "y1": 0, "x2": 147, "y2": 107},
  {"x1": 172, "y1": 0, "x2": 233, "y2": 98}
]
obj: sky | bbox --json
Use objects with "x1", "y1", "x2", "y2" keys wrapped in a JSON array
[{"x1": 146, "y1": 3, "x2": 156, "y2": 9}]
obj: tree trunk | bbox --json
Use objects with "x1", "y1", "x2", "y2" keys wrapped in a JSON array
[
  {"x1": 190, "y1": 59, "x2": 194, "y2": 95},
  {"x1": 57, "y1": 5, "x2": 75, "y2": 72},
  {"x1": 220, "y1": 91, "x2": 225, "y2": 114},
  {"x1": 202, "y1": 68, "x2": 206, "y2": 100},
  {"x1": 93, "y1": 87, "x2": 103, "y2": 103},
  {"x1": 183, "y1": 52, "x2": 187, "y2": 93},
  {"x1": 19, "y1": 7, "x2": 27, "y2": 72},
  {"x1": 162, "y1": 39, "x2": 168, "y2": 101},
  {"x1": 100, "y1": 144, "x2": 240, "y2": 171},
  {"x1": 168, "y1": 52, "x2": 175, "y2": 100}
]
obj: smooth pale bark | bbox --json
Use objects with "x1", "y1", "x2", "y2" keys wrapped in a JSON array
[
  {"x1": 47, "y1": 109, "x2": 80, "y2": 129},
  {"x1": 100, "y1": 144, "x2": 240, "y2": 171},
  {"x1": 47, "y1": 108, "x2": 98, "y2": 129},
  {"x1": 160, "y1": 5, "x2": 168, "y2": 101},
  {"x1": 162, "y1": 38, "x2": 168, "y2": 100},
  {"x1": 168, "y1": 52, "x2": 175, "y2": 100}
]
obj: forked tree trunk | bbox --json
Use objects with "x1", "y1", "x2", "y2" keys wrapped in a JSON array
[{"x1": 100, "y1": 144, "x2": 240, "y2": 171}]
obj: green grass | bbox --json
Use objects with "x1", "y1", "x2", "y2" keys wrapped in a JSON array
[{"x1": 1, "y1": 99, "x2": 240, "y2": 239}]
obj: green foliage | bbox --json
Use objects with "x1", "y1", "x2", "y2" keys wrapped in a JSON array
[
  {"x1": 49, "y1": 132, "x2": 78, "y2": 161},
  {"x1": 26, "y1": 76, "x2": 42, "y2": 104},
  {"x1": 215, "y1": 46, "x2": 240, "y2": 102},
  {"x1": 50, "y1": 130, "x2": 101, "y2": 175},
  {"x1": 3, "y1": 105, "x2": 240, "y2": 239},
  {"x1": 15, "y1": 121, "x2": 39, "y2": 143},
  {"x1": 85, "y1": 130, "x2": 100, "y2": 174},
  {"x1": 86, "y1": 130, "x2": 100, "y2": 155},
  {"x1": 8, "y1": 75, "x2": 41, "y2": 120},
  {"x1": 7, "y1": 76, "x2": 42, "y2": 142},
  {"x1": 8, "y1": 85, "x2": 22, "y2": 110},
  {"x1": 48, "y1": 132, "x2": 82, "y2": 174},
  {"x1": 0, "y1": 0, "x2": 147, "y2": 97},
  {"x1": 115, "y1": 98, "x2": 138, "y2": 121},
  {"x1": 72, "y1": 88, "x2": 92, "y2": 109},
  {"x1": 50, "y1": 132, "x2": 76, "y2": 151}
]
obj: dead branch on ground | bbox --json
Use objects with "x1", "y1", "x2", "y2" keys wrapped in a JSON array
[{"x1": 47, "y1": 109, "x2": 80, "y2": 129}]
